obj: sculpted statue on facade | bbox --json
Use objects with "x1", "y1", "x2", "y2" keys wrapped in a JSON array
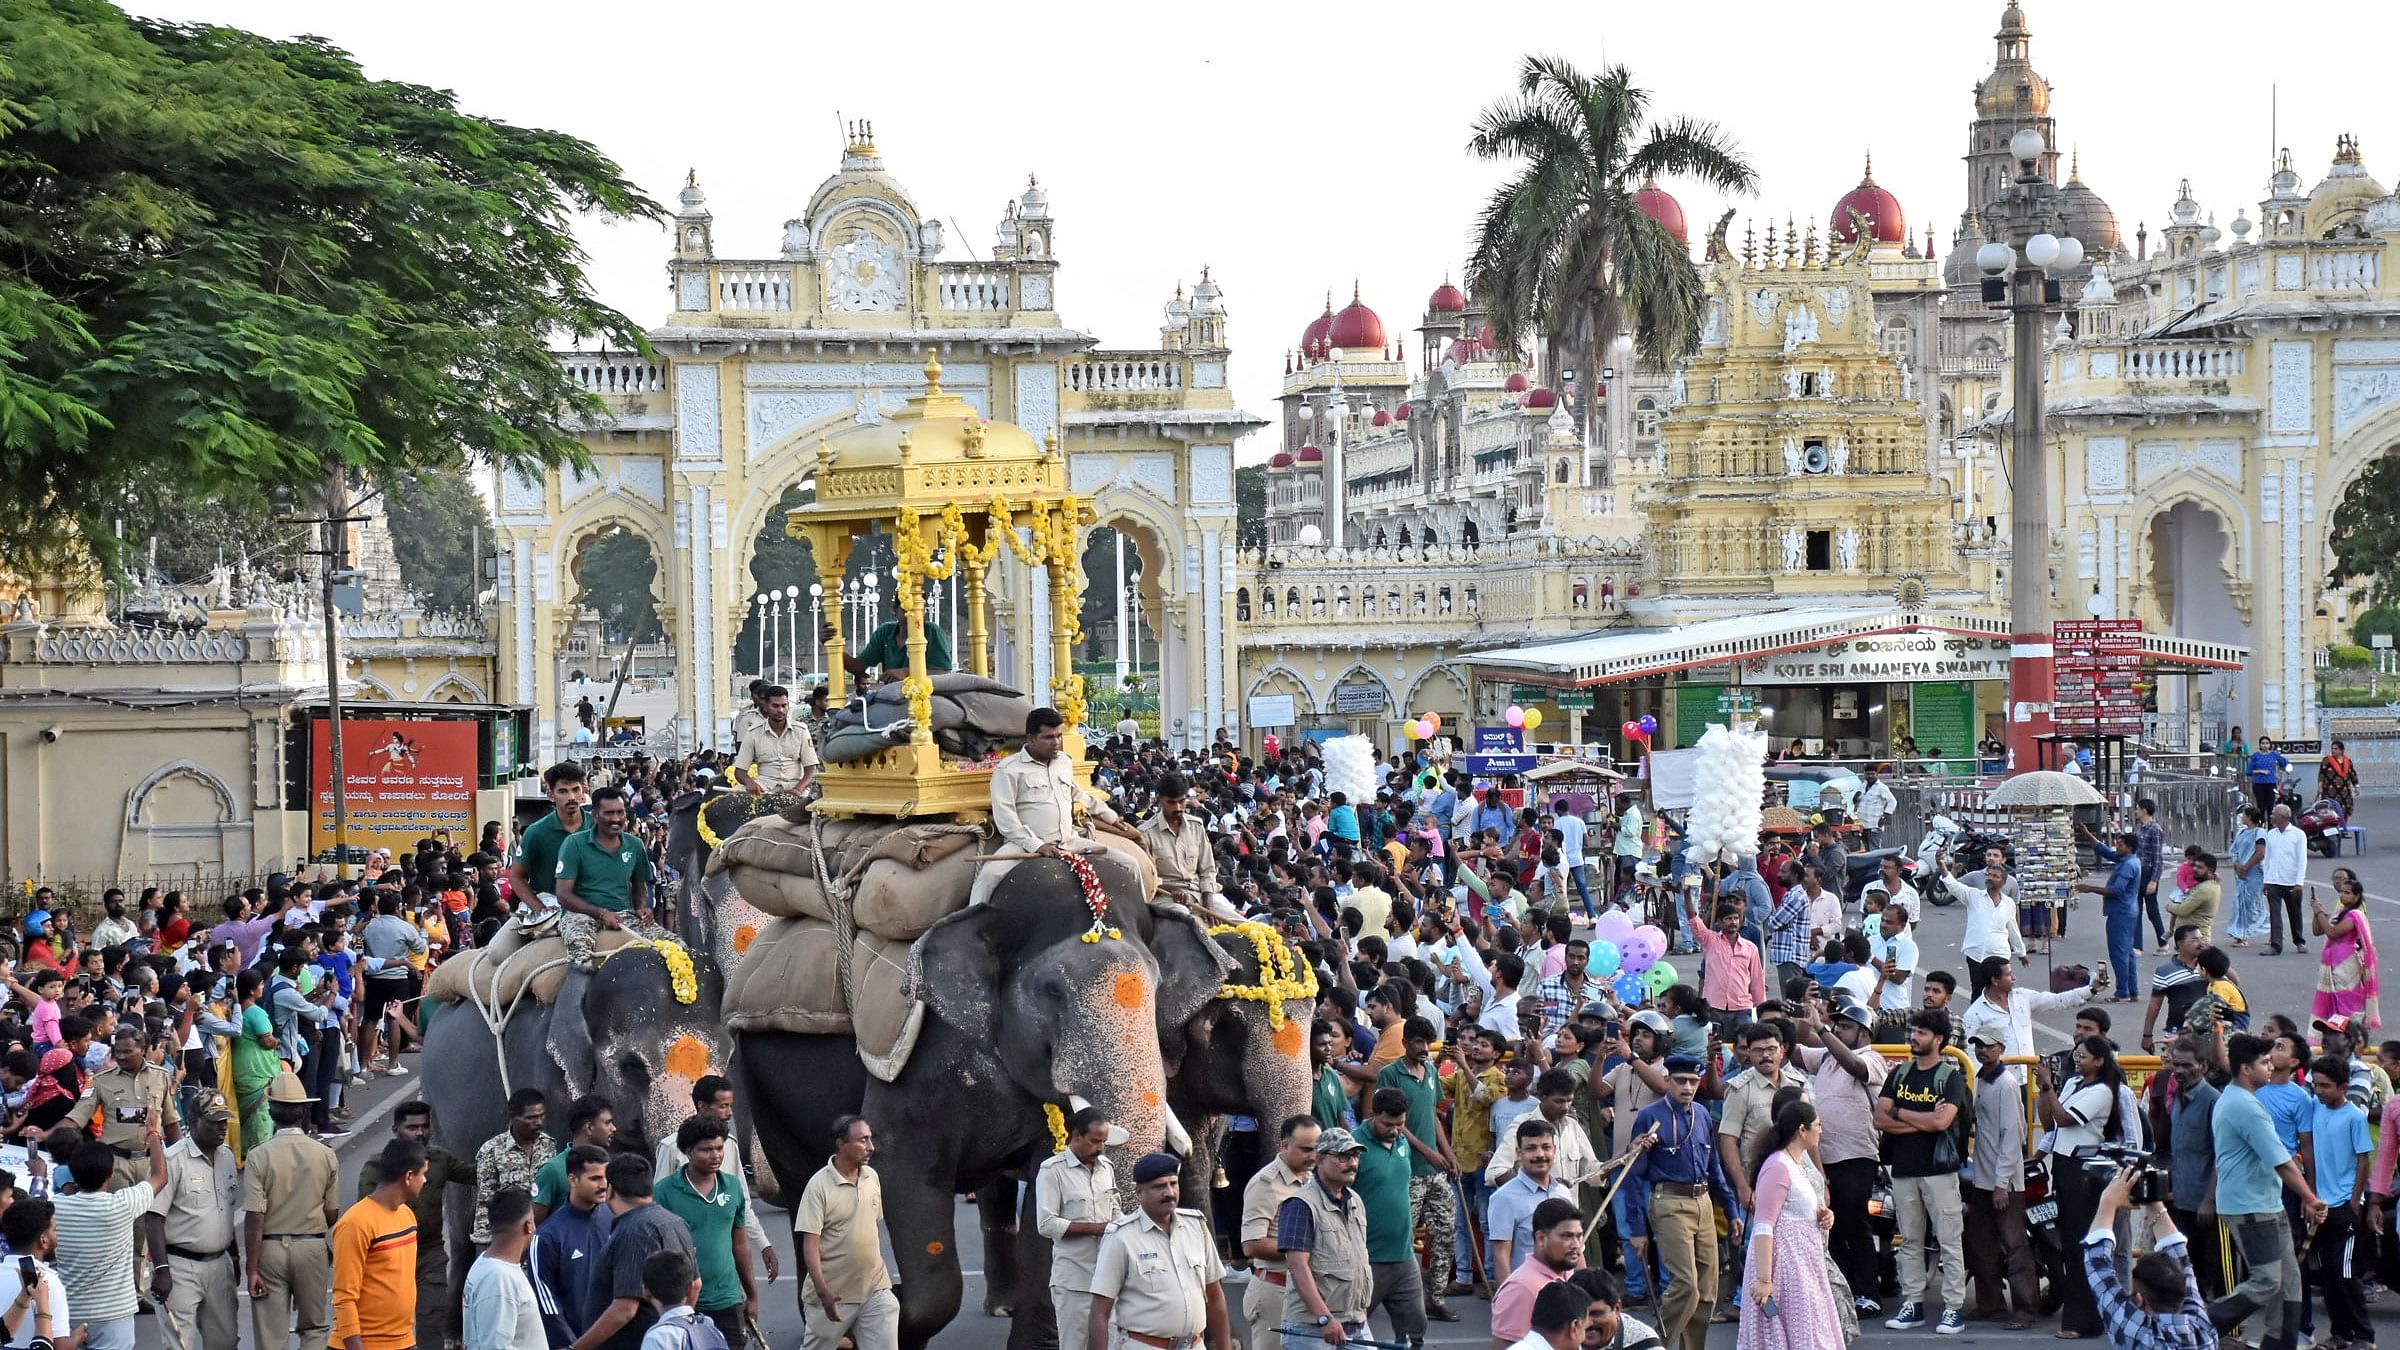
[
  {"x1": 1781, "y1": 304, "x2": 1819, "y2": 354},
  {"x1": 1781, "y1": 527, "x2": 1805, "y2": 573},
  {"x1": 1782, "y1": 436, "x2": 1802, "y2": 477},
  {"x1": 1829, "y1": 437, "x2": 1850, "y2": 475},
  {"x1": 1837, "y1": 527, "x2": 1862, "y2": 572}
]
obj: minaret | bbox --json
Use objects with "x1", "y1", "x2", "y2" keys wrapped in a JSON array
[{"x1": 671, "y1": 170, "x2": 713, "y2": 313}]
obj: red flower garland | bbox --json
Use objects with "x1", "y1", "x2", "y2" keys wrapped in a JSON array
[{"x1": 1064, "y1": 852, "x2": 1120, "y2": 942}]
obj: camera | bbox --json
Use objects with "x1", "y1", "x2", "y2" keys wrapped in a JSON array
[{"x1": 2076, "y1": 1143, "x2": 2167, "y2": 1204}]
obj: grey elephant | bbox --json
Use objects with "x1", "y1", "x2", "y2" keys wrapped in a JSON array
[
  {"x1": 733, "y1": 857, "x2": 1232, "y2": 1350},
  {"x1": 989, "y1": 917, "x2": 1318, "y2": 1350}
]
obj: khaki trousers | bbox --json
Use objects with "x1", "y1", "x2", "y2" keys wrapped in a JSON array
[
  {"x1": 1649, "y1": 1188, "x2": 1719, "y2": 1350},
  {"x1": 1052, "y1": 1286, "x2": 1095, "y2": 1350},
  {"x1": 251, "y1": 1235, "x2": 331, "y2": 1350},
  {"x1": 1243, "y1": 1272, "x2": 1289, "y2": 1350},
  {"x1": 803, "y1": 1287, "x2": 898, "y2": 1350},
  {"x1": 159, "y1": 1251, "x2": 238, "y2": 1350}
]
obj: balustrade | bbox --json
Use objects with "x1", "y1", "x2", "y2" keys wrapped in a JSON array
[
  {"x1": 2311, "y1": 249, "x2": 2381, "y2": 292},
  {"x1": 937, "y1": 268, "x2": 1011, "y2": 311},
  {"x1": 2122, "y1": 342, "x2": 2246, "y2": 381},
  {"x1": 559, "y1": 353, "x2": 663, "y2": 396},
  {"x1": 1064, "y1": 358, "x2": 1181, "y2": 392},
  {"x1": 717, "y1": 267, "x2": 793, "y2": 311}
]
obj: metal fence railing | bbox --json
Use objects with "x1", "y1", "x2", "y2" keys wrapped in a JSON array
[{"x1": 1885, "y1": 766, "x2": 2245, "y2": 860}]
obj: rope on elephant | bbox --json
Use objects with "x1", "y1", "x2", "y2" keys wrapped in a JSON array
[
  {"x1": 463, "y1": 953, "x2": 568, "y2": 1098},
  {"x1": 810, "y1": 811, "x2": 860, "y2": 1011}
]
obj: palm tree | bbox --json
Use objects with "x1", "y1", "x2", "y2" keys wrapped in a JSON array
[{"x1": 1467, "y1": 56, "x2": 1755, "y2": 421}]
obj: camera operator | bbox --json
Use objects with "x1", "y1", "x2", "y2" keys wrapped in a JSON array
[{"x1": 2081, "y1": 1164, "x2": 2210, "y2": 1350}]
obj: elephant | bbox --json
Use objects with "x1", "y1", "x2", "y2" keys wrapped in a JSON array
[
  {"x1": 988, "y1": 917, "x2": 1318, "y2": 1350},
  {"x1": 733, "y1": 856, "x2": 1234, "y2": 1350},
  {"x1": 663, "y1": 786, "x2": 781, "y2": 976}
]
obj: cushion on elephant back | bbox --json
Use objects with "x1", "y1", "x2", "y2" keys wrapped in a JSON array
[
  {"x1": 422, "y1": 928, "x2": 642, "y2": 1009},
  {"x1": 851, "y1": 931, "x2": 925, "y2": 1081},
  {"x1": 707, "y1": 814, "x2": 883, "y2": 921},
  {"x1": 848, "y1": 826, "x2": 983, "y2": 941},
  {"x1": 723, "y1": 917, "x2": 850, "y2": 1035}
]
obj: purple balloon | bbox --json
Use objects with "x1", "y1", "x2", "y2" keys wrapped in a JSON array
[
  {"x1": 1620, "y1": 935, "x2": 1660, "y2": 975},
  {"x1": 1594, "y1": 910, "x2": 1636, "y2": 946},
  {"x1": 1632, "y1": 924, "x2": 1669, "y2": 952}
]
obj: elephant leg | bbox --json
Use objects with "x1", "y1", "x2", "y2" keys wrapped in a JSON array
[
  {"x1": 881, "y1": 1161, "x2": 967, "y2": 1350},
  {"x1": 1005, "y1": 1177, "x2": 1061, "y2": 1350},
  {"x1": 978, "y1": 1175, "x2": 1020, "y2": 1318}
]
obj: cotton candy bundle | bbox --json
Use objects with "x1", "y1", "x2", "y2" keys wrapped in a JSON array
[
  {"x1": 1685, "y1": 723, "x2": 1768, "y2": 864},
  {"x1": 1323, "y1": 735, "x2": 1379, "y2": 804}
]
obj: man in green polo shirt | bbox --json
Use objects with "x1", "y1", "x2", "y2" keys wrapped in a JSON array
[
  {"x1": 553, "y1": 785, "x2": 668, "y2": 968},
  {"x1": 1372, "y1": 1014, "x2": 1458, "y2": 1320},
  {"x1": 842, "y1": 617, "x2": 953, "y2": 684},
  {"x1": 1358, "y1": 1087, "x2": 1433, "y2": 1344},
  {"x1": 507, "y1": 762, "x2": 591, "y2": 909},
  {"x1": 652, "y1": 1116, "x2": 758, "y2": 1346}
]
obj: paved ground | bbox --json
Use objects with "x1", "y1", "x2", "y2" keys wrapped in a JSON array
[{"x1": 260, "y1": 797, "x2": 2400, "y2": 1350}]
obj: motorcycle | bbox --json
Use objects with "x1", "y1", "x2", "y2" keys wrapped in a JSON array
[
  {"x1": 1904, "y1": 816, "x2": 2010, "y2": 905},
  {"x1": 2297, "y1": 796, "x2": 2349, "y2": 856}
]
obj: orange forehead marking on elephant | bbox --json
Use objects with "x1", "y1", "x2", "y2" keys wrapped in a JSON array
[
  {"x1": 1273, "y1": 1020, "x2": 1305, "y2": 1059},
  {"x1": 733, "y1": 924, "x2": 758, "y2": 954},
  {"x1": 1112, "y1": 972, "x2": 1147, "y2": 1009},
  {"x1": 665, "y1": 1034, "x2": 710, "y2": 1081},
  {"x1": 1141, "y1": 1089, "x2": 1160, "y2": 1109}
]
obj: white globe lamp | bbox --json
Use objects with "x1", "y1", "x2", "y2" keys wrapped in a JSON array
[
  {"x1": 1976, "y1": 241, "x2": 2015, "y2": 276},
  {"x1": 2024, "y1": 233, "x2": 2061, "y2": 269}
]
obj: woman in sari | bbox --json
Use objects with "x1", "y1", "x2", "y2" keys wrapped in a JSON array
[
  {"x1": 2312, "y1": 866, "x2": 2381, "y2": 1031},
  {"x1": 2226, "y1": 804, "x2": 2270, "y2": 947},
  {"x1": 13, "y1": 1048, "x2": 83, "y2": 1136},
  {"x1": 2319, "y1": 740, "x2": 2360, "y2": 818},
  {"x1": 228, "y1": 967, "x2": 283, "y2": 1150},
  {"x1": 1737, "y1": 1099, "x2": 1845, "y2": 1350}
]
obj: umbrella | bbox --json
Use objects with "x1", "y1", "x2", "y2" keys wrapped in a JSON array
[{"x1": 1984, "y1": 770, "x2": 2104, "y2": 808}]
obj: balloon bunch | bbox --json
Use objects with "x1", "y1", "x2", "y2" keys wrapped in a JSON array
[
  {"x1": 1322, "y1": 735, "x2": 1379, "y2": 803},
  {"x1": 1401, "y1": 711, "x2": 1445, "y2": 741},
  {"x1": 1590, "y1": 909, "x2": 1680, "y2": 1001},
  {"x1": 1618, "y1": 712, "x2": 1658, "y2": 744},
  {"x1": 1686, "y1": 722, "x2": 1769, "y2": 864},
  {"x1": 1501, "y1": 705, "x2": 1545, "y2": 733}
]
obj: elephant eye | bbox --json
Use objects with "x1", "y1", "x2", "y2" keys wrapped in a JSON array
[{"x1": 618, "y1": 1051, "x2": 649, "y2": 1083}]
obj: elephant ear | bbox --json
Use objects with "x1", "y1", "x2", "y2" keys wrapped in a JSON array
[
  {"x1": 906, "y1": 901, "x2": 1004, "y2": 1044},
  {"x1": 1147, "y1": 902, "x2": 1237, "y2": 1028},
  {"x1": 546, "y1": 967, "x2": 600, "y2": 1102}
]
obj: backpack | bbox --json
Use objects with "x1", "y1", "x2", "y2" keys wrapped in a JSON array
[
  {"x1": 1881, "y1": 1059, "x2": 1973, "y2": 1170},
  {"x1": 651, "y1": 1309, "x2": 729, "y2": 1350}
]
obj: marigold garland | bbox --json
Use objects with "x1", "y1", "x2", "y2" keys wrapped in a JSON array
[
  {"x1": 600, "y1": 935, "x2": 700, "y2": 1004},
  {"x1": 1044, "y1": 1102, "x2": 1068, "y2": 1154},
  {"x1": 1205, "y1": 921, "x2": 1319, "y2": 1030}
]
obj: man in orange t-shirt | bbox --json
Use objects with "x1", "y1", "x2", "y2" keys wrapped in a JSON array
[{"x1": 331, "y1": 1138, "x2": 426, "y2": 1350}]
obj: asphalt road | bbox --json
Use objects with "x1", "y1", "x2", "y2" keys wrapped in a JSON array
[{"x1": 277, "y1": 797, "x2": 2400, "y2": 1350}]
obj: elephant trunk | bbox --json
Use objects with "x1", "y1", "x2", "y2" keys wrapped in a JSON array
[{"x1": 1053, "y1": 949, "x2": 1178, "y2": 1208}]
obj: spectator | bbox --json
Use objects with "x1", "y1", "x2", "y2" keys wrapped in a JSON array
[
  {"x1": 2139, "y1": 926, "x2": 2211, "y2": 1054},
  {"x1": 2079, "y1": 1166, "x2": 2211, "y2": 1350},
  {"x1": 1511, "y1": 1280, "x2": 1595, "y2": 1350},
  {"x1": 2154, "y1": 1039, "x2": 2224, "y2": 1300},
  {"x1": 359, "y1": 1101, "x2": 469, "y2": 1350},
  {"x1": 475, "y1": 1091, "x2": 557, "y2": 1249},
  {"x1": 1033, "y1": 1107, "x2": 1125, "y2": 1350},
  {"x1": 533, "y1": 1096, "x2": 617, "y2": 1223},
  {"x1": 1485, "y1": 1118, "x2": 1577, "y2": 1275},
  {"x1": 466, "y1": 1188, "x2": 545, "y2": 1350},
  {"x1": 2298, "y1": 1053, "x2": 2374, "y2": 1349},
  {"x1": 532, "y1": 1145, "x2": 614, "y2": 1350},
  {"x1": 1486, "y1": 1070, "x2": 1600, "y2": 1191},
  {"x1": 2227, "y1": 806, "x2": 2270, "y2": 947},
  {"x1": 0, "y1": 1199, "x2": 76, "y2": 1350},
  {"x1": 651, "y1": 1117, "x2": 755, "y2": 1348},
  {"x1": 1570, "y1": 1267, "x2": 1661, "y2": 1350},
  {"x1": 1962, "y1": 955, "x2": 2104, "y2": 1057},
  {"x1": 634, "y1": 1251, "x2": 722, "y2": 1350},
  {"x1": 331, "y1": 1138, "x2": 424, "y2": 1350},
  {"x1": 572, "y1": 1154, "x2": 695, "y2": 1350},
  {"x1": 1795, "y1": 1000, "x2": 1887, "y2": 1315},
  {"x1": 1872, "y1": 1009, "x2": 1969, "y2": 1334},
  {"x1": 1961, "y1": 1033, "x2": 2039, "y2": 1327},
  {"x1": 2208, "y1": 1032, "x2": 2323, "y2": 1350},
  {"x1": 652, "y1": 1078, "x2": 774, "y2": 1282},
  {"x1": 2260, "y1": 805, "x2": 2308, "y2": 956},
  {"x1": 1736, "y1": 1100, "x2": 1844, "y2": 1350},
  {"x1": 53, "y1": 1123, "x2": 166, "y2": 1350},
  {"x1": 1684, "y1": 902, "x2": 1766, "y2": 1029},
  {"x1": 1492, "y1": 1198, "x2": 1584, "y2": 1347},
  {"x1": 2076, "y1": 831, "x2": 2146, "y2": 1000}
]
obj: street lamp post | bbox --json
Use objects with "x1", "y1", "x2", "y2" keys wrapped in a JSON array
[
  {"x1": 809, "y1": 583, "x2": 824, "y2": 675},
  {"x1": 1979, "y1": 126, "x2": 2084, "y2": 775}
]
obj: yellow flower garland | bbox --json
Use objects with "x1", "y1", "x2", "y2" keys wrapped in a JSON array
[
  {"x1": 601, "y1": 935, "x2": 700, "y2": 1005},
  {"x1": 1044, "y1": 1102, "x2": 1068, "y2": 1154},
  {"x1": 1205, "y1": 922, "x2": 1319, "y2": 1030}
]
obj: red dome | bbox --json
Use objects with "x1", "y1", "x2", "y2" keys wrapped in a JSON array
[
  {"x1": 1503, "y1": 372, "x2": 1531, "y2": 392},
  {"x1": 1831, "y1": 157, "x2": 1907, "y2": 243},
  {"x1": 1370, "y1": 409, "x2": 1393, "y2": 427},
  {"x1": 1396, "y1": 402, "x2": 1413, "y2": 420},
  {"x1": 1326, "y1": 283, "x2": 1385, "y2": 352},
  {"x1": 1268, "y1": 451, "x2": 1295, "y2": 470},
  {"x1": 1299, "y1": 298, "x2": 1334, "y2": 361},
  {"x1": 1427, "y1": 280, "x2": 1467, "y2": 312},
  {"x1": 1523, "y1": 387, "x2": 1558, "y2": 409},
  {"x1": 1635, "y1": 178, "x2": 1688, "y2": 245},
  {"x1": 1296, "y1": 445, "x2": 1324, "y2": 463}
]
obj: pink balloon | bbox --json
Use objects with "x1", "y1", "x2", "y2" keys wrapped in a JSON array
[
  {"x1": 1418, "y1": 718, "x2": 1437, "y2": 740},
  {"x1": 1505, "y1": 706, "x2": 1526, "y2": 728},
  {"x1": 1594, "y1": 910, "x2": 1635, "y2": 946},
  {"x1": 1632, "y1": 924, "x2": 1669, "y2": 952}
]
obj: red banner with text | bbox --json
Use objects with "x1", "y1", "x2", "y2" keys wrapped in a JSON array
[{"x1": 309, "y1": 718, "x2": 478, "y2": 856}]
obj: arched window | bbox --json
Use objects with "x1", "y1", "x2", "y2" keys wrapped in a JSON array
[{"x1": 1635, "y1": 398, "x2": 1661, "y2": 441}]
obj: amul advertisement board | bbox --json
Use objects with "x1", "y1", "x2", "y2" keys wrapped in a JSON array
[{"x1": 309, "y1": 718, "x2": 479, "y2": 855}]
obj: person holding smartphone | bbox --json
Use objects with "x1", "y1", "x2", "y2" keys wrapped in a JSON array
[{"x1": 0, "y1": 1197, "x2": 84, "y2": 1350}]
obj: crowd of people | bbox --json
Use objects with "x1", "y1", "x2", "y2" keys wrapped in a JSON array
[{"x1": 1055, "y1": 730, "x2": 2394, "y2": 1350}]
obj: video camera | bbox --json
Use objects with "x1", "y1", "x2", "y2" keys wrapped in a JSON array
[{"x1": 2074, "y1": 1143, "x2": 2167, "y2": 1205}]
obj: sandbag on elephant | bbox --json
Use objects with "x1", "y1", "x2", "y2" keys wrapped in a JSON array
[
  {"x1": 425, "y1": 927, "x2": 644, "y2": 1009},
  {"x1": 709, "y1": 813, "x2": 986, "y2": 939},
  {"x1": 825, "y1": 671, "x2": 1036, "y2": 762}
]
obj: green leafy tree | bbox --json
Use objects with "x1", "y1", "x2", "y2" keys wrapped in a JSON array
[
  {"x1": 573, "y1": 531, "x2": 661, "y2": 644},
  {"x1": 379, "y1": 463, "x2": 493, "y2": 611},
  {"x1": 1466, "y1": 57, "x2": 1754, "y2": 395},
  {"x1": 2331, "y1": 459, "x2": 2400, "y2": 605},
  {"x1": 0, "y1": 1, "x2": 656, "y2": 577},
  {"x1": 1235, "y1": 464, "x2": 1267, "y2": 549}
]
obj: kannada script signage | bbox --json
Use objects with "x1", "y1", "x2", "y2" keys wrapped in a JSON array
[
  {"x1": 310, "y1": 717, "x2": 479, "y2": 855},
  {"x1": 1740, "y1": 634, "x2": 2010, "y2": 686}
]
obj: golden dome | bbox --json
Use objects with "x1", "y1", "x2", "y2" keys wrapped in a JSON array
[
  {"x1": 795, "y1": 354, "x2": 1061, "y2": 521},
  {"x1": 2305, "y1": 134, "x2": 2386, "y2": 238}
]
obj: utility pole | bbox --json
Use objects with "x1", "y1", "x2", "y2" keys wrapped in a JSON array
[{"x1": 321, "y1": 465, "x2": 352, "y2": 879}]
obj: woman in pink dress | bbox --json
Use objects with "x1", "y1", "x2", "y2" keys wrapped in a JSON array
[
  {"x1": 2310, "y1": 866, "x2": 2381, "y2": 1030},
  {"x1": 1737, "y1": 1100, "x2": 1846, "y2": 1350}
]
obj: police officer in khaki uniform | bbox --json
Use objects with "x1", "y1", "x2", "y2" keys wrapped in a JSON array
[
  {"x1": 1238, "y1": 1116, "x2": 1320, "y2": 1350},
  {"x1": 64, "y1": 1027, "x2": 183, "y2": 1187},
  {"x1": 1032, "y1": 1108, "x2": 1127, "y2": 1350},
  {"x1": 145, "y1": 1091, "x2": 240, "y2": 1350},
  {"x1": 241, "y1": 1071, "x2": 339, "y2": 1350},
  {"x1": 1276, "y1": 1127, "x2": 1373, "y2": 1346},
  {"x1": 1087, "y1": 1153, "x2": 1230, "y2": 1350}
]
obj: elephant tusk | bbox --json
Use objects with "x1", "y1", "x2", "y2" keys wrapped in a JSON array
[
  {"x1": 1164, "y1": 1108, "x2": 1192, "y2": 1158},
  {"x1": 1069, "y1": 1094, "x2": 1093, "y2": 1114}
]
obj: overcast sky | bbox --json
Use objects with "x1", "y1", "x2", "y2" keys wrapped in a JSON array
[{"x1": 131, "y1": 0, "x2": 2400, "y2": 463}]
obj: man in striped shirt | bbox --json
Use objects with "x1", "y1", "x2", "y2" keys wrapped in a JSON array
[{"x1": 52, "y1": 1114, "x2": 167, "y2": 1350}]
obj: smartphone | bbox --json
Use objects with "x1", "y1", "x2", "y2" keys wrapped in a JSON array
[{"x1": 1760, "y1": 1296, "x2": 1780, "y2": 1318}]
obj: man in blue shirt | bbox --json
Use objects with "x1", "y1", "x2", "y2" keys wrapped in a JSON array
[
  {"x1": 532, "y1": 1144, "x2": 614, "y2": 1348},
  {"x1": 2077, "y1": 830, "x2": 2146, "y2": 999},
  {"x1": 1475, "y1": 787, "x2": 1517, "y2": 848},
  {"x1": 2159, "y1": 1040, "x2": 2222, "y2": 1299},
  {"x1": 1622, "y1": 1055, "x2": 1742, "y2": 1350},
  {"x1": 2299, "y1": 1054, "x2": 2375, "y2": 1348},
  {"x1": 2208, "y1": 1033, "x2": 2326, "y2": 1350}
]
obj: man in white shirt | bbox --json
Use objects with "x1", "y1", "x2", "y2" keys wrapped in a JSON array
[
  {"x1": 2260, "y1": 803, "x2": 2309, "y2": 954},
  {"x1": 1479, "y1": 954, "x2": 1531, "y2": 1041},
  {"x1": 978, "y1": 707, "x2": 1138, "y2": 907},
  {"x1": 1864, "y1": 899, "x2": 1921, "y2": 1013},
  {"x1": 1941, "y1": 859, "x2": 2026, "y2": 1001},
  {"x1": 1853, "y1": 768, "x2": 1898, "y2": 848},
  {"x1": 1549, "y1": 802, "x2": 1592, "y2": 917},
  {"x1": 465, "y1": 1189, "x2": 547, "y2": 1350},
  {"x1": 1959, "y1": 957, "x2": 2103, "y2": 1058}
]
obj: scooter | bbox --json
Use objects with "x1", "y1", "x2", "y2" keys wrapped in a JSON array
[
  {"x1": 1907, "y1": 816, "x2": 1963, "y2": 903},
  {"x1": 2297, "y1": 796, "x2": 2349, "y2": 856}
]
